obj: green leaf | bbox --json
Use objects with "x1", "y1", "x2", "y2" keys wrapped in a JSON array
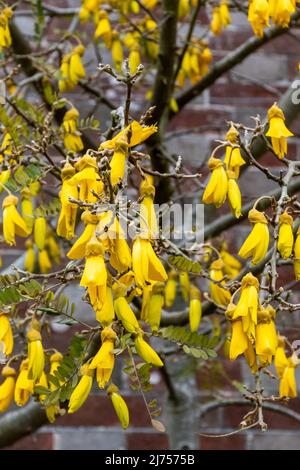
[
  {"x1": 34, "y1": 385, "x2": 50, "y2": 395},
  {"x1": 168, "y1": 255, "x2": 202, "y2": 274}
]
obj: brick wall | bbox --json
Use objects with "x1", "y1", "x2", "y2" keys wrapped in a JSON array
[{"x1": 2, "y1": 4, "x2": 300, "y2": 450}]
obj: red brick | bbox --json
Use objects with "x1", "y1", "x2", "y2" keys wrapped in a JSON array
[
  {"x1": 199, "y1": 434, "x2": 246, "y2": 450},
  {"x1": 4, "y1": 432, "x2": 53, "y2": 450},
  {"x1": 127, "y1": 432, "x2": 169, "y2": 450}
]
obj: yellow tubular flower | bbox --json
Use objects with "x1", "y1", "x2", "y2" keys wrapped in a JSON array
[
  {"x1": 224, "y1": 125, "x2": 245, "y2": 177},
  {"x1": 29, "y1": 181, "x2": 41, "y2": 196},
  {"x1": 14, "y1": 359, "x2": 34, "y2": 406},
  {"x1": 178, "y1": 0, "x2": 190, "y2": 19},
  {"x1": 95, "y1": 283, "x2": 115, "y2": 325},
  {"x1": 2, "y1": 194, "x2": 28, "y2": 246},
  {"x1": 147, "y1": 282, "x2": 164, "y2": 331},
  {"x1": 100, "y1": 121, "x2": 157, "y2": 149},
  {"x1": 69, "y1": 45, "x2": 86, "y2": 85},
  {"x1": 189, "y1": 285, "x2": 202, "y2": 332},
  {"x1": 227, "y1": 170, "x2": 242, "y2": 218},
  {"x1": 134, "y1": 334, "x2": 163, "y2": 367},
  {"x1": 111, "y1": 31, "x2": 124, "y2": 72},
  {"x1": 110, "y1": 137, "x2": 128, "y2": 186},
  {"x1": 0, "y1": 170, "x2": 11, "y2": 194},
  {"x1": 238, "y1": 208, "x2": 269, "y2": 265},
  {"x1": 89, "y1": 327, "x2": 116, "y2": 389},
  {"x1": 107, "y1": 384, "x2": 129, "y2": 429},
  {"x1": 266, "y1": 103, "x2": 293, "y2": 159},
  {"x1": 21, "y1": 188, "x2": 34, "y2": 234},
  {"x1": 274, "y1": 335, "x2": 288, "y2": 378},
  {"x1": 164, "y1": 270, "x2": 177, "y2": 308},
  {"x1": 27, "y1": 326, "x2": 45, "y2": 382},
  {"x1": 24, "y1": 239, "x2": 35, "y2": 273},
  {"x1": 68, "y1": 364, "x2": 94, "y2": 414},
  {"x1": 209, "y1": 259, "x2": 231, "y2": 306},
  {"x1": 277, "y1": 211, "x2": 294, "y2": 259},
  {"x1": 46, "y1": 230, "x2": 61, "y2": 265},
  {"x1": 141, "y1": 0, "x2": 158, "y2": 8},
  {"x1": 132, "y1": 237, "x2": 168, "y2": 287},
  {"x1": 113, "y1": 285, "x2": 140, "y2": 333},
  {"x1": 220, "y1": 0, "x2": 231, "y2": 27},
  {"x1": 0, "y1": 366, "x2": 16, "y2": 412},
  {"x1": 38, "y1": 249, "x2": 52, "y2": 274},
  {"x1": 220, "y1": 242, "x2": 242, "y2": 279},
  {"x1": 139, "y1": 181, "x2": 158, "y2": 239},
  {"x1": 279, "y1": 354, "x2": 299, "y2": 398},
  {"x1": 129, "y1": 43, "x2": 141, "y2": 75},
  {"x1": 49, "y1": 352, "x2": 63, "y2": 383},
  {"x1": 34, "y1": 215, "x2": 46, "y2": 251},
  {"x1": 211, "y1": 7, "x2": 222, "y2": 35},
  {"x1": 69, "y1": 154, "x2": 102, "y2": 203},
  {"x1": 62, "y1": 108, "x2": 84, "y2": 153},
  {"x1": 67, "y1": 211, "x2": 98, "y2": 259},
  {"x1": 0, "y1": 312, "x2": 13, "y2": 356},
  {"x1": 94, "y1": 10, "x2": 112, "y2": 47},
  {"x1": 270, "y1": 0, "x2": 296, "y2": 27},
  {"x1": 141, "y1": 283, "x2": 152, "y2": 321},
  {"x1": 179, "y1": 271, "x2": 190, "y2": 302},
  {"x1": 0, "y1": 8, "x2": 13, "y2": 49},
  {"x1": 232, "y1": 272, "x2": 260, "y2": 340},
  {"x1": 226, "y1": 303, "x2": 249, "y2": 360},
  {"x1": 57, "y1": 162, "x2": 78, "y2": 240},
  {"x1": 202, "y1": 157, "x2": 228, "y2": 208},
  {"x1": 248, "y1": 0, "x2": 270, "y2": 38},
  {"x1": 81, "y1": 237, "x2": 107, "y2": 309},
  {"x1": 255, "y1": 306, "x2": 278, "y2": 362}
]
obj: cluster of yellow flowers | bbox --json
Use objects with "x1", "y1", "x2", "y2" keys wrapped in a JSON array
[
  {"x1": 210, "y1": 0, "x2": 231, "y2": 36},
  {"x1": 248, "y1": 0, "x2": 299, "y2": 37}
]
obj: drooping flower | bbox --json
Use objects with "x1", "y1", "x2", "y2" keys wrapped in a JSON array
[
  {"x1": 238, "y1": 208, "x2": 269, "y2": 265},
  {"x1": 232, "y1": 272, "x2": 260, "y2": 340},
  {"x1": 107, "y1": 384, "x2": 129, "y2": 429},
  {"x1": 113, "y1": 284, "x2": 140, "y2": 333},
  {"x1": 277, "y1": 211, "x2": 294, "y2": 259},
  {"x1": 147, "y1": 282, "x2": 164, "y2": 331},
  {"x1": 62, "y1": 108, "x2": 84, "y2": 153},
  {"x1": 227, "y1": 170, "x2": 242, "y2": 218},
  {"x1": 209, "y1": 259, "x2": 231, "y2": 306},
  {"x1": 220, "y1": 242, "x2": 242, "y2": 279},
  {"x1": 226, "y1": 303, "x2": 249, "y2": 360},
  {"x1": 100, "y1": 121, "x2": 157, "y2": 150},
  {"x1": 0, "y1": 8, "x2": 13, "y2": 50},
  {"x1": 21, "y1": 188, "x2": 34, "y2": 234},
  {"x1": 69, "y1": 154, "x2": 103, "y2": 203},
  {"x1": 134, "y1": 333, "x2": 164, "y2": 367},
  {"x1": 34, "y1": 215, "x2": 46, "y2": 251},
  {"x1": 132, "y1": 237, "x2": 167, "y2": 287},
  {"x1": 89, "y1": 327, "x2": 116, "y2": 388},
  {"x1": 269, "y1": 0, "x2": 296, "y2": 27},
  {"x1": 57, "y1": 162, "x2": 78, "y2": 240},
  {"x1": 0, "y1": 312, "x2": 13, "y2": 356},
  {"x1": 38, "y1": 249, "x2": 52, "y2": 274},
  {"x1": 58, "y1": 46, "x2": 85, "y2": 92},
  {"x1": 68, "y1": 364, "x2": 94, "y2": 414},
  {"x1": 164, "y1": 270, "x2": 177, "y2": 308},
  {"x1": 255, "y1": 305, "x2": 278, "y2": 365},
  {"x1": 94, "y1": 10, "x2": 112, "y2": 47},
  {"x1": 110, "y1": 136, "x2": 129, "y2": 187},
  {"x1": 210, "y1": 7, "x2": 222, "y2": 35},
  {"x1": 179, "y1": 271, "x2": 190, "y2": 302},
  {"x1": 139, "y1": 180, "x2": 158, "y2": 239},
  {"x1": 266, "y1": 103, "x2": 294, "y2": 159},
  {"x1": 248, "y1": 0, "x2": 270, "y2": 37},
  {"x1": 14, "y1": 359, "x2": 34, "y2": 406},
  {"x1": 189, "y1": 285, "x2": 202, "y2": 332},
  {"x1": 80, "y1": 236, "x2": 107, "y2": 311},
  {"x1": 0, "y1": 366, "x2": 16, "y2": 412},
  {"x1": 2, "y1": 194, "x2": 28, "y2": 246},
  {"x1": 274, "y1": 335, "x2": 288, "y2": 378},
  {"x1": 202, "y1": 157, "x2": 228, "y2": 208},
  {"x1": 67, "y1": 210, "x2": 99, "y2": 259},
  {"x1": 24, "y1": 239, "x2": 35, "y2": 273},
  {"x1": 224, "y1": 125, "x2": 246, "y2": 178},
  {"x1": 111, "y1": 30, "x2": 124, "y2": 72},
  {"x1": 129, "y1": 41, "x2": 141, "y2": 75},
  {"x1": 27, "y1": 322, "x2": 45, "y2": 382},
  {"x1": 279, "y1": 353, "x2": 299, "y2": 398}
]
